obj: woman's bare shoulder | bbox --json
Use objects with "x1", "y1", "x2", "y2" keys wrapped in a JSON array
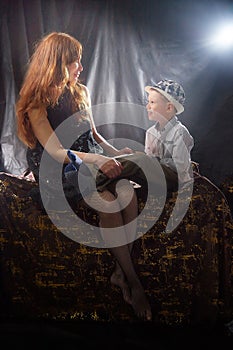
[
  {"x1": 78, "y1": 83, "x2": 91, "y2": 106},
  {"x1": 79, "y1": 83, "x2": 89, "y2": 96}
]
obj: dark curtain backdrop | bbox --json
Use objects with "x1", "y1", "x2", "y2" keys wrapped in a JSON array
[{"x1": 1, "y1": 0, "x2": 233, "y2": 185}]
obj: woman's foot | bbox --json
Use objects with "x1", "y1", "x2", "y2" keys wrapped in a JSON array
[
  {"x1": 130, "y1": 282, "x2": 152, "y2": 321},
  {"x1": 111, "y1": 271, "x2": 152, "y2": 321},
  {"x1": 110, "y1": 270, "x2": 132, "y2": 305}
]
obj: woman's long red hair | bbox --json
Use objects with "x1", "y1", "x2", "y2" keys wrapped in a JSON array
[{"x1": 16, "y1": 32, "x2": 88, "y2": 148}]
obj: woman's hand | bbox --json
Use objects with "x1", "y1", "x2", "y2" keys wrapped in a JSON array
[
  {"x1": 95, "y1": 155, "x2": 123, "y2": 178},
  {"x1": 116, "y1": 147, "x2": 134, "y2": 156}
]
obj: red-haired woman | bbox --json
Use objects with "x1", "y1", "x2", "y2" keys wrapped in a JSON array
[{"x1": 16, "y1": 32, "x2": 152, "y2": 321}]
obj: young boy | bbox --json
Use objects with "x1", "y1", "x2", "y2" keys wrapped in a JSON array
[
  {"x1": 144, "y1": 79, "x2": 194, "y2": 190},
  {"x1": 95, "y1": 80, "x2": 193, "y2": 194}
]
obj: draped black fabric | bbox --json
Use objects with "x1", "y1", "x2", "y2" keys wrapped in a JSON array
[{"x1": 1, "y1": 0, "x2": 233, "y2": 185}]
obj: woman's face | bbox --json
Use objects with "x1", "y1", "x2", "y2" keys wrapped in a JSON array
[{"x1": 67, "y1": 58, "x2": 83, "y2": 84}]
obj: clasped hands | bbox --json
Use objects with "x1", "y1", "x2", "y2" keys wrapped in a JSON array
[{"x1": 96, "y1": 147, "x2": 133, "y2": 179}]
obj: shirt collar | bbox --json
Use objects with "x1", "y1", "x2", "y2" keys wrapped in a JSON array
[{"x1": 154, "y1": 115, "x2": 178, "y2": 133}]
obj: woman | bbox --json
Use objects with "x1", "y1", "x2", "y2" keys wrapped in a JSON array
[{"x1": 16, "y1": 32, "x2": 152, "y2": 321}]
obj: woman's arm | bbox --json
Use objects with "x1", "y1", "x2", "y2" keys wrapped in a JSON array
[
  {"x1": 83, "y1": 85, "x2": 134, "y2": 156},
  {"x1": 27, "y1": 106, "x2": 123, "y2": 179}
]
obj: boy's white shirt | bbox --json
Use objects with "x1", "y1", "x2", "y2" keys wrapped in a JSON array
[{"x1": 144, "y1": 116, "x2": 194, "y2": 183}]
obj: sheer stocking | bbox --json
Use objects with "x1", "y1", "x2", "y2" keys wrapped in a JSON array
[{"x1": 87, "y1": 181, "x2": 152, "y2": 321}]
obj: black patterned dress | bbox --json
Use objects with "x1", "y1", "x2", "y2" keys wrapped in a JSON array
[{"x1": 27, "y1": 88, "x2": 103, "y2": 204}]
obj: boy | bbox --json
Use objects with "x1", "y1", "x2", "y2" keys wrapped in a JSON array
[
  {"x1": 144, "y1": 79, "x2": 194, "y2": 190},
  {"x1": 67, "y1": 80, "x2": 194, "y2": 194}
]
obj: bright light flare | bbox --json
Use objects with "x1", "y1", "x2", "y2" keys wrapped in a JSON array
[{"x1": 211, "y1": 23, "x2": 233, "y2": 49}]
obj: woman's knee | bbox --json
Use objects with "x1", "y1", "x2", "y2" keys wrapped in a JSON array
[
  {"x1": 86, "y1": 189, "x2": 121, "y2": 213},
  {"x1": 115, "y1": 180, "x2": 136, "y2": 209}
]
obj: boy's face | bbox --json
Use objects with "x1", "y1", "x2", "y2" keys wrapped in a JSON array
[{"x1": 146, "y1": 90, "x2": 172, "y2": 124}]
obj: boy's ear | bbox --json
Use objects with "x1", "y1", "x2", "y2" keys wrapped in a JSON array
[{"x1": 167, "y1": 102, "x2": 176, "y2": 113}]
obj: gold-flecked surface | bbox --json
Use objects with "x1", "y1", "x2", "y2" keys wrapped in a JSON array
[{"x1": 0, "y1": 171, "x2": 233, "y2": 326}]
